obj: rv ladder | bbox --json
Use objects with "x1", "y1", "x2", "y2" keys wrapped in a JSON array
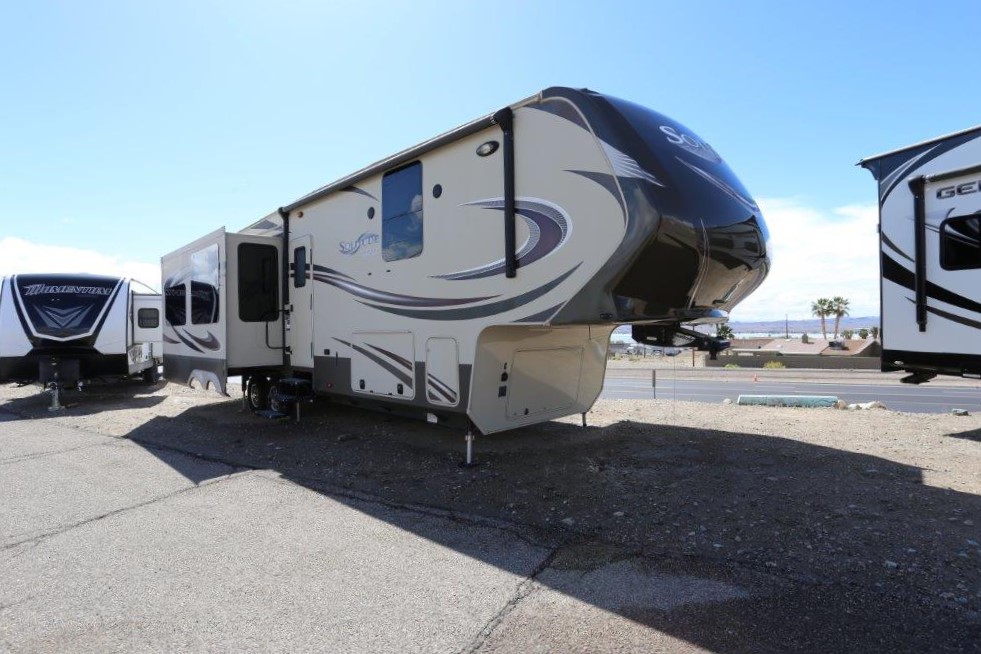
[
  {"x1": 908, "y1": 176, "x2": 928, "y2": 332},
  {"x1": 493, "y1": 107, "x2": 517, "y2": 278}
]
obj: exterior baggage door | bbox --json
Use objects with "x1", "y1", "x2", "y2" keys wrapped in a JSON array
[{"x1": 289, "y1": 236, "x2": 314, "y2": 370}]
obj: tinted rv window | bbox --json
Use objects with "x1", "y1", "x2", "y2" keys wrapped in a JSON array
[
  {"x1": 238, "y1": 243, "x2": 279, "y2": 322},
  {"x1": 165, "y1": 284, "x2": 186, "y2": 326},
  {"x1": 138, "y1": 308, "x2": 160, "y2": 329},
  {"x1": 941, "y1": 216, "x2": 981, "y2": 270},
  {"x1": 191, "y1": 245, "x2": 220, "y2": 324},
  {"x1": 382, "y1": 162, "x2": 423, "y2": 262},
  {"x1": 294, "y1": 246, "x2": 307, "y2": 288}
]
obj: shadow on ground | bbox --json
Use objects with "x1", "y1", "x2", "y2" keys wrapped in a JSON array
[
  {"x1": 950, "y1": 427, "x2": 981, "y2": 444},
  {"x1": 4, "y1": 392, "x2": 980, "y2": 652},
  {"x1": 0, "y1": 380, "x2": 166, "y2": 416}
]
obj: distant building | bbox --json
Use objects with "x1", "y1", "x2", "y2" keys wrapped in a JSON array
[{"x1": 727, "y1": 336, "x2": 879, "y2": 357}]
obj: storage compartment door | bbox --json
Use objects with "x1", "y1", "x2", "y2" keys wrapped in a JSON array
[
  {"x1": 351, "y1": 331, "x2": 415, "y2": 399},
  {"x1": 506, "y1": 347, "x2": 583, "y2": 420},
  {"x1": 425, "y1": 337, "x2": 459, "y2": 407}
]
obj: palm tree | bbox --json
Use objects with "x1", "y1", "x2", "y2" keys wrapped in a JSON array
[
  {"x1": 830, "y1": 296, "x2": 850, "y2": 339},
  {"x1": 811, "y1": 298, "x2": 831, "y2": 340},
  {"x1": 716, "y1": 324, "x2": 734, "y2": 340}
]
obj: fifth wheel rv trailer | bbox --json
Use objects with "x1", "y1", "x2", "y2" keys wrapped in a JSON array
[
  {"x1": 860, "y1": 125, "x2": 981, "y2": 383},
  {"x1": 163, "y1": 87, "x2": 770, "y2": 444},
  {"x1": 0, "y1": 274, "x2": 163, "y2": 391}
]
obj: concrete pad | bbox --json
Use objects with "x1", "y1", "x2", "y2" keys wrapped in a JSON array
[
  {"x1": 0, "y1": 412, "x2": 113, "y2": 462},
  {"x1": 0, "y1": 429, "x2": 234, "y2": 547},
  {"x1": 0, "y1": 472, "x2": 552, "y2": 653}
]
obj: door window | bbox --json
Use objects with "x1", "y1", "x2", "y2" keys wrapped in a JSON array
[{"x1": 294, "y1": 246, "x2": 308, "y2": 288}]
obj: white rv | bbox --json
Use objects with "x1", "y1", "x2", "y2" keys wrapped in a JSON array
[
  {"x1": 860, "y1": 125, "x2": 981, "y2": 383},
  {"x1": 0, "y1": 274, "x2": 163, "y2": 388},
  {"x1": 163, "y1": 87, "x2": 770, "y2": 439}
]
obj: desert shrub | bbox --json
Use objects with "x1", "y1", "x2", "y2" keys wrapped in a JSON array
[
  {"x1": 859, "y1": 328, "x2": 869, "y2": 339},
  {"x1": 763, "y1": 360, "x2": 786, "y2": 369},
  {"x1": 724, "y1": 363, "x2": 741, "y2": 369}
]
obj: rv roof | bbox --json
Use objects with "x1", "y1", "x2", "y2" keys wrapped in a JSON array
[
  {"x1": 858, "y1": 124, "x2": 981, "y2": 166},
  {"x1": 278, "y1": 90, "x2": 545, "y2": 215},
  {"x1": 12, "y1": 272, "x2": 124, "y2": 283}
]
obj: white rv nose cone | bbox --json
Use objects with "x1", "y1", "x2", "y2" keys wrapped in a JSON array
[{"x1": 476, "y1": 141, "x2": 499, "y2": 157}]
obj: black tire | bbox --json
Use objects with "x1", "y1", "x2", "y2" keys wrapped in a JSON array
[
  {"x1": 246, "y1": 376, "x2": 270, "y2": 411},
  {"x1": 142, "y1": 366, "x2": 160, "y2": 385}
]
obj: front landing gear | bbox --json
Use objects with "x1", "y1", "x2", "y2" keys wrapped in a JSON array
[
  {"x1": 47, "y1": 382, "x2": 64, "y2": 412},
  {"x1": 465, "y1": 429, "x2": 475, "y2": 466},
  {"x1": 462, "y1": 422, "x2": 481, "y2": 467},
  {"x1": 39, "y1": 357, "x2": 77, "y2": 411}
]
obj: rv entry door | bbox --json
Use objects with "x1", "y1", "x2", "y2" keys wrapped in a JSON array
[
  {"x1": 132, "y1": 293, "x2": 162, "y2": 354},
  {"x1": 290, "y1": 236, "x2": 314, "y2": 369}
]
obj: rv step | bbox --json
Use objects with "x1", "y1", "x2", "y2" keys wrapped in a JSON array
[
  {"x1": 275, "y1": 377, "x2": 315, "y2": 403},
  {"x1": 275, "y1": 393, "x2": 315, "y2": 403},
  {"x1": 255, "y1": 409, "x2": 290, "y2": 420}
]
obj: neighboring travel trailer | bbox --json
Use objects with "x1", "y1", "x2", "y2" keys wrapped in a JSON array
[
  {"x1": 0, "y1": 274, "x2": 163, "y2": 391},
  {"x1": 860, "y1": 125, "x2": 981, "y2": 383},
  {"x1": 163, "y1": 87, "x2": 770, "y2": 449}
]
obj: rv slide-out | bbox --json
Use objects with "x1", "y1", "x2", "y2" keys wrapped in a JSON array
[
  {"x1": 861, "y1": 125, "x2": 981, "y2": 382},
  {"x1": 163, "y1": 87, "x2": 770, "y2": 433}
]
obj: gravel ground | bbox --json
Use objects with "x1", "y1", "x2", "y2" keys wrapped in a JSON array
[{"x1": 1, "y1": 376, "x2": 980, "y2": 651}]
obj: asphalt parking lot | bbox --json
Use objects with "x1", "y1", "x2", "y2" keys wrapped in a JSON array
[
  {"x1": 1, "y1": 381, "x2": 979, "y2": 653},
  {"x1": 1, "y1": 415, "x2": 556, "y2": 652},
  {"x1": 2, "y1": 413, "x2": 761, "y2": 654}
]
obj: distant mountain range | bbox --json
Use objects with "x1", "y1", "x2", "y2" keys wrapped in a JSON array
[{"x1": 613, "y1": 316, "x2": 879, "y2": 337}]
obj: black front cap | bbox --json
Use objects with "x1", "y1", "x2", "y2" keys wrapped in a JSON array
[{"x1": 14, "y1": 274, "x2": 120, "y2": 341}]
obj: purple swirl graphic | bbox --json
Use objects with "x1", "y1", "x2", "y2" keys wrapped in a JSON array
[
  {"x1": 313, "y1": 272, "x2": 497, "y2": 307},
  {"x1": 433, "y1": 198, "x2": 571, "y2": 280}
]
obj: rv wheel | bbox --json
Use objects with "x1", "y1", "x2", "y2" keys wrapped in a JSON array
[{"x1": 246, "y1": 377, "x2": 270, "y2": 411}]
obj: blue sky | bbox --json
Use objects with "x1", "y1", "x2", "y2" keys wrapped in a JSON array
[{"x1": 1, "y1": 1, "x2": 978, "y2": 321}]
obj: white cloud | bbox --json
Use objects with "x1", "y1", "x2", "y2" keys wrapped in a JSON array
[
  {"x1": 0, "y1": 238, "x2": 159, "y2": 291},
  {"x1": 730, "y1": 198, "x2": 879, "y2": 322}
]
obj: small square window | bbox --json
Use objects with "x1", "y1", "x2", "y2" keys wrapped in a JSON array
[{"x1": 138, "y1": 308, "x2": 159, "y2": 329}]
